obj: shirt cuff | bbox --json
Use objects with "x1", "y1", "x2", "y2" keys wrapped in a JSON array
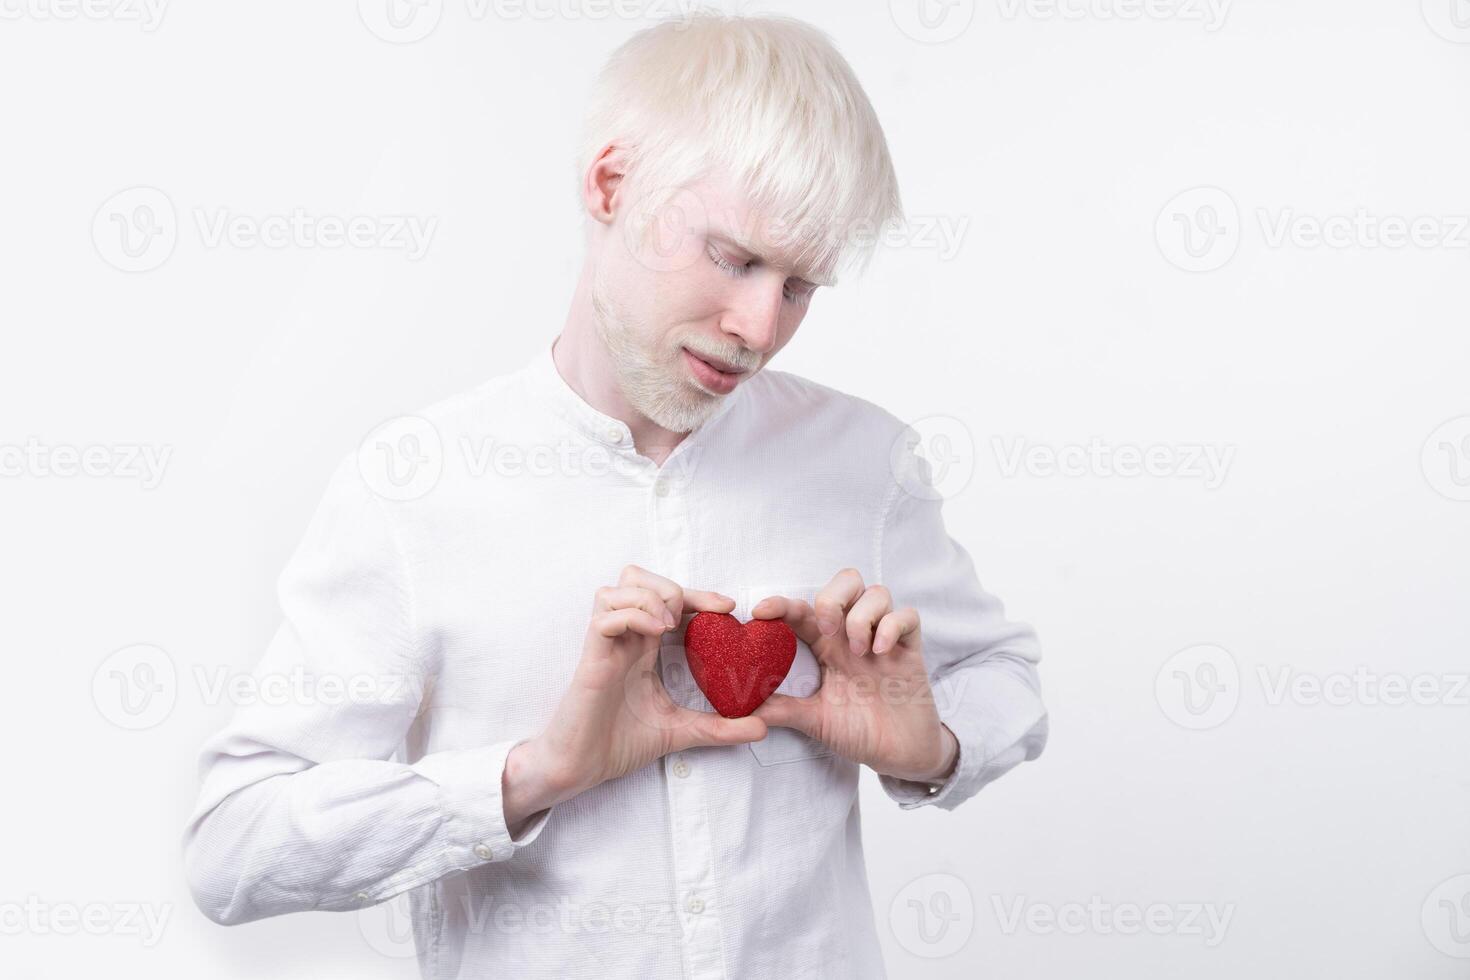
[{"x1": 409, "y1": 738, "x2": 554, "y2": 866}]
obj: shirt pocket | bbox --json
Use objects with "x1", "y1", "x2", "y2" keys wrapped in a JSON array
[{"x1": 737, "y1": 582, "x2": 833, "y2": 767}]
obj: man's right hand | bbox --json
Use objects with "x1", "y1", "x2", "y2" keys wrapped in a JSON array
[{"x1": 501, "y1": 564, "x2": 768, "y2": 833}]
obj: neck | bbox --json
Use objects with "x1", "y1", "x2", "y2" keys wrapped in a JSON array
[{"x1": 554, "y1": 273, "x2": 688, "y2": 466}]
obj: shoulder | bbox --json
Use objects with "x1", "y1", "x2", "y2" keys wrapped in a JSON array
[{"x1": 740, "y1": 365, "x2": 911, "y2": 454}]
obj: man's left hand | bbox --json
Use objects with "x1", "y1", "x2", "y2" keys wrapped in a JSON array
[{"x1": 750, "y1": 568, "x2": 958, "y2": 785}]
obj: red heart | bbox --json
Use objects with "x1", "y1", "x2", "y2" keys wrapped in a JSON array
[{"x1": 683, "y1": 612, "x2": 798, "y2": 718}]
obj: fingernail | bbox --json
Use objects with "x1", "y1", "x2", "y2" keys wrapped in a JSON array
[
  {"x1": 664, "y1": 611, "x2": 677, "y2": 628},
  {"x1": 849, "y1": 636, "x2": 863, "y2": 655},
  {"x1": 818, "y1": 617, "x2": 836, "y2": 635}
]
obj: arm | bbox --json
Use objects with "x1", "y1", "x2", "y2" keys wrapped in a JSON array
[
  {"x1": 872, "y1": 438, "x2": 1049, "y2": 811},
  {"x1": 181, "y1": 456, "x2": 555, "y2": 926}
]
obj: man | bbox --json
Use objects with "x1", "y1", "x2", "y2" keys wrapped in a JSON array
[{"x1": 183, "y1": 12, "x2": 1047, "y2": 978}]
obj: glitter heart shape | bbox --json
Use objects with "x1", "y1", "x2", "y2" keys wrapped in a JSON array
[{"x1": 683, "y1": 612, "x2": 798, "y2": 718}]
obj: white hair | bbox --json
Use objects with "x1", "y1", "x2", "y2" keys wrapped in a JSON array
[{"x1": 578, "y1": 9, "x2": 904, "y2": 285}]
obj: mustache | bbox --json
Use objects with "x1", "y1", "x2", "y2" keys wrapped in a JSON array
[{"x1": 680, "y1": 339, "x2": 762, "y2": 373}]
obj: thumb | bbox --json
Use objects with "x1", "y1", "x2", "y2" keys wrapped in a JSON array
[
  {"x1": 672, "y1": 709, "x2": 768, "y2": 751},
  {"x1": 753, "y1": 693, "x2": 821, "y2": 738}
]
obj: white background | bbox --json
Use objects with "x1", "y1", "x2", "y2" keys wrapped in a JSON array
[{"x1": 3, "y1": 1, "x2": 1468, "y2": 977}]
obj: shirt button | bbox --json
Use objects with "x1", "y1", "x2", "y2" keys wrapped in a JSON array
[
  {"x1": 654, "y1": 482, "x2": 670, "y2": 497},
  {"x1": 672, "y1": 759, "x2": 690, "y2": 778},
  {"x1": 685, "y1": 895, "x2": 705, "y2": 915},
  {"x1": 354, "y1": 892, "x2": 371, "y2": 903},
  {"x1": 604, "y1": 426, "x2": 622, "y2": 443},
  {"x1": 473, "y1": 843, "x2": 493, "y2": 861}
]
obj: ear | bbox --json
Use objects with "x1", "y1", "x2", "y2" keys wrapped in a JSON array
[{"x1": 582, "y1": 142, "x2": 629, "y2": 226}]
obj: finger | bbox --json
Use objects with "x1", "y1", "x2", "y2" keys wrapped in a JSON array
[
  {"x1": 591, "y1": 607, "x2": 672, "y2": 642},
  {"x1": 750, "y1": 595, "x2": 822, "y2": 646},
  {"x1": 678, "y1": 589, "x2": 737, "y2": 620},
  {"x1": 595, "y1": 585, "x2": 676, "y2": 628},
  {"x1": 813, "y1": 568, "x2": 866, "y2": 638},
  {"x1": 752, "y1": 693, "x2": 822, "y2": 739},
  {"x1": 616, "y1": 564, "x2": 686, "y2": 619},
  {"x1": 669, "y1": 709, "x2": 768, "y2": 751},
  {"x1": 845, "y1": 585, "x2": 893, "y2": 656},
  {"x1": 872, "y1": 606, "x2": 921, "y2": 655}
]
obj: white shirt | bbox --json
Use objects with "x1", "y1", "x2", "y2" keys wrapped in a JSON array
[{"x1": 181, "y1": 340, "x2": 1049, "y2": 979}]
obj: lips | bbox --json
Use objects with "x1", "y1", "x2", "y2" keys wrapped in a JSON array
[
  {"x1": 687, "y1": 349, "x2": 745, "y2": 375},
  {"x1": 682, "y1": 347, "x2": 748, "y2": 395}
]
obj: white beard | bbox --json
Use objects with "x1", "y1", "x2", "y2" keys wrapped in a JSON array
[{"x1": 590, "y1": 276, "x2": 724, "y2": 435}]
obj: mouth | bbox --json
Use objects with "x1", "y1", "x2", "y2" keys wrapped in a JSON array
[{"x1": 682, "y1": 347, "x2": 748, "y2": 395}]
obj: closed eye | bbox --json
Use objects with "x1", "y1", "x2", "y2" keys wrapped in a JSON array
[{"x1": 706, "y1": 242, "x2": 818, "y2": 304}]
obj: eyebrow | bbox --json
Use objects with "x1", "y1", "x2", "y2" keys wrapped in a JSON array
[{"x1": 710, "y1": 231, "x2": 835, "y2": 289}]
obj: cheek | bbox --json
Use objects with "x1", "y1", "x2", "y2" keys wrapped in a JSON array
[{"x1": 650, "y1": 265, "x2": 729, "y2": 321}]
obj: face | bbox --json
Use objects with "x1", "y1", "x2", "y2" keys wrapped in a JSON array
[{"x1": 591, "y1": 169, "x2": 825, "y2": 433}]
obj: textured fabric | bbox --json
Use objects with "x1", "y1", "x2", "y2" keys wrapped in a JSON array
[{"x1": 181, "y1": 340, "x2": 1049, "y2": 978}]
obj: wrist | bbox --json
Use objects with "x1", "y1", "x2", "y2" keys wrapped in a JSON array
[
  {"x1": 502, "y1": 736, "x2": 578, "y2": 834},
  {"x1": 912, "y1": 723, "x2": 959, "y2": 784}
]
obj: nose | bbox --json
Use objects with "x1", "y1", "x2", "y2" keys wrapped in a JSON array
[{"x1": 720, "y1": 277, "x2": 784, "y2": 355}]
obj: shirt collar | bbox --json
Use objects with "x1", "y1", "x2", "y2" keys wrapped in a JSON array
[{"x1": 521, "y1": 338, "x2": 745, "y2": 453}]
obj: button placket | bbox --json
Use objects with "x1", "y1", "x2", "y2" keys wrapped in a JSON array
[{"x1": 650, "y1": 470, "x2": 723, "y2": 980}]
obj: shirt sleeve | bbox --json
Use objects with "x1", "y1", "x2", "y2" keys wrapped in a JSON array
[
  {"x1": 181, "y1": 454, "x2": 553, "y2": 926},
  {"x1": 872, "y1": 434, "x2": 1050, "y2": 811}
]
